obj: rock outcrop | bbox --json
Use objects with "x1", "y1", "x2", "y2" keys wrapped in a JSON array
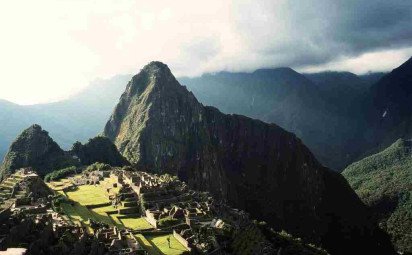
[
  {"x1": 104, "y1": 61, "x2": 395, "y2": 254},
  {"x1": 0, "y1": 125, "x2": 75, "y2": 179},
  {"x1": 71, "y1": 136, "x2": 129, "y2": 167}
]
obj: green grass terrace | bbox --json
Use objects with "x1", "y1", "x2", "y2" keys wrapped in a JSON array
[
  {"x1": 51, "y1": 181, "x2": 153, "y2": 231},
  {"x1": 48, "y1": 177, "x2": 189, "y2": 254},
  {"x1": 134, "y1": 233, "x2": 188, "y2": 255}
]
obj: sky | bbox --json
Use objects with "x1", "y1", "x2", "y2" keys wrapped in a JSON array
[{"x1": 0, "y1": 0, "x2": 411, "y2": 105}]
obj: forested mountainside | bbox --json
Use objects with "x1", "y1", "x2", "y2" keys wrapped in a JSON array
[
  {"x1": 0, "y1": 75, "x2": 131, "y2": 162},
  {"x1": 104, "y1": 61, "x2": 395, "y2": 255},
  {"x1": 0, "y1": 125, "x2": 128, "y2": 179},
  {"x1": 343, "y1": 139, "x2": 412, "y2": 253},
  {"x1": 0, "y1": 125, "x2": 75, "y2": 179}
]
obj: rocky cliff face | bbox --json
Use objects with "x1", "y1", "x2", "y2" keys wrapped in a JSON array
[
  {"x1": 366, "y1": 57, "x2": 412, "y2": 151},
  {"x1": 104, "y1": 61, "x2": 395, "y2": 254},
  {"x1": 0, "y1": 124, "x2": 75, "y2": 179}
]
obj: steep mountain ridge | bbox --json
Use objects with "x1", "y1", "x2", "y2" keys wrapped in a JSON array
[
  {"x1": 366, "y1": 57, "x2": 412, "y2": 151},
  {"x1": 180, "y1": 69, "x2": 365, "y2": 170},
  {"x1": 104, "y1": 61, "x2": 395, "y2": 254}
]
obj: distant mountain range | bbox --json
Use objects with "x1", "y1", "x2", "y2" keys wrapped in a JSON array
[
  {"x1": 1, "y1": 58, "x2": 410, "y2": 172},
  {"x1": 180, "y1": 69, "x2": 385, "y2": 170},
  {"x1": 0, "y1": 75, "x2": 131, "y2": 161}
]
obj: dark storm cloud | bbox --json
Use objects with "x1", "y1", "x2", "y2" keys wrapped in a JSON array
[{"x1": 231, "y1": 0, "x2": 412, "y2": 68}]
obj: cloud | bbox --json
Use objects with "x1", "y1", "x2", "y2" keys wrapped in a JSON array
[
  {"x1": 299, "y1": 47, "x2": 412, "y2": 74},
  {"x1": 228, "y1": 0, "x2": 412, "y2": 69},
  {"x1": 0, "y1": 0, "x2": 411, "y2": 104}
]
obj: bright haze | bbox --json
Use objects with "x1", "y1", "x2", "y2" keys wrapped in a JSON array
[{"x1": 1, "y1": 0, "x2": 412, "y2": 105}]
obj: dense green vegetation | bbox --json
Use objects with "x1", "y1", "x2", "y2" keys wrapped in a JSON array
[
  {"x1": 44, "y1": 166, "x2": 78, "y2": 182},
  {"x1": 84, "y1": 162, "x2": 111, "y2": 172},
  {"x1": 231, "y1": 221, "x2": 328, "y2": 255},
  {"x1": 343, "y1": 139, "x2": 412, "y2": 253},
  {"x1": 1, "y1": 126, "x2": 129, "y2": 181}
]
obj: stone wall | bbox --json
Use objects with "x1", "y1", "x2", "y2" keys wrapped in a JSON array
[{"x1": 173, "y1": 230, "x2": 191, "y2": 252}]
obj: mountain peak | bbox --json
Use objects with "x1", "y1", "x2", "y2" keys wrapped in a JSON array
[
  {"x1": 103, "y1": 60, "x2": 196, "y2": 145},
  {"x1": 27, "y1": 123, "x2": 43, "y2": 133},
  {"x1": 140, "y1": 61, "x2": 173, "y2": 79},
  {"x1": 143, "y1": 60, "x2": 169, "y2": 70},
  {"x1": 124, "y1": 61, "x2": 178, "y2": 97},
  {"x1": 104, "y1": 62, "x2": 395, "y2": 254},
  {"x1": 0, "y1": 124, "x2": 70, "y2": 178}
]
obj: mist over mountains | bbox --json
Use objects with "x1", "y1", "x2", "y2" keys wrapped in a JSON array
[
  {"x1": 180, "y1": 69, "x2": 385, "y2": 170},
  {"x1": 0, "y1": 75, "x2": 131, "y2": 160}
]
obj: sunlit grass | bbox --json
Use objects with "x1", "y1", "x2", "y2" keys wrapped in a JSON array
[
  {"x1": 65, "y1": 185, "x2": 110, "y2": 206},
  {"x1": 146, "y1": 234, "x2": 188, "y2": 255},
  {"x1": 61, "y1": 202, "x2": 114, "y2": 226},
  {"x1": 120, "y1": 217, "x2": 153, "y2": 230},
  {"x1": 134, "y1": 234, "x2": 160, "y2": 255}
]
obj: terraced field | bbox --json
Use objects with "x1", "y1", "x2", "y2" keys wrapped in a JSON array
[
  {"x1": 0, "y1": 173, "x2": 25, "y2": 206},
  {"x1": 119, "y1": 217, "x2": 153, "y2": 230},
  {"x1": 147, "y1": 234, "x2": 187, "y2": 255},
  {"x1": 60, "y1": 203, "x2": 115, "y2": 226},
  {"x1": 50, "y1": 179, "x2": 153, "y2": 231},
  {"x1": 65, "y1": 185, "x2": 110, "y2": 206},
  {"x1": 48, "y1": 176, "x2": 188, "y2": 254},
  {"x1": 134, "y1": 233, "x2": 187, "y2": 255}
]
